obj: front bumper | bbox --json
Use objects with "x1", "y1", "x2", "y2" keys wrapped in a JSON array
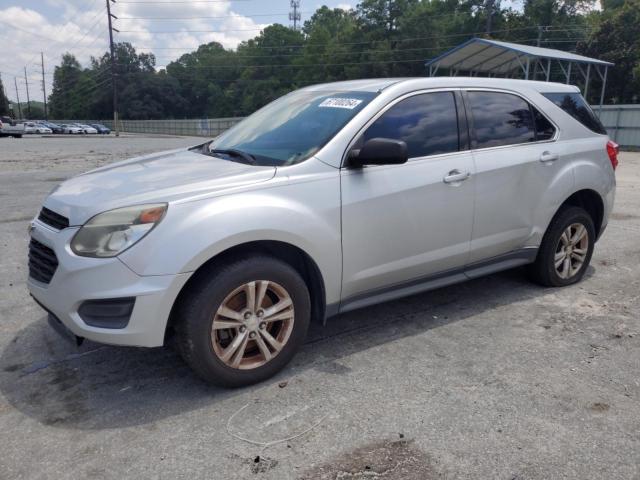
[{"x1": 27, "y1": 220, "x2": 191, "y2": 347}]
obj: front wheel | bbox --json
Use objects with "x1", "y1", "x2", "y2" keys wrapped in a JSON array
[
  {"x1": 175, "y1": 255, "x2": 311, "y2": 387},
  {"x1": 529, "y1": 206, "x2": 595, "y2": 287}
]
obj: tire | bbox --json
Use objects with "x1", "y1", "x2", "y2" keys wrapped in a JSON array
[
  {"x1": 175, "y1": 255, "x2": 311, "y2": 387},
  {"x1": 529, "y1": 206, "x2": 595, "y2": 287}
]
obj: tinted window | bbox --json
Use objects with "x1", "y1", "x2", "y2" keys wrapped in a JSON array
[
  {"x1": 532, "y1": 106, "x2": 556, "y2": 140},
  {"x1": 542, "y1": 92, "x2": 606, "y2": 135},
  {"x1": 468, "y1": 92, "x2": 535, "y2": 148},
  {"x1": 363, "y1": 92, "x2": 459, "y2": 158}
]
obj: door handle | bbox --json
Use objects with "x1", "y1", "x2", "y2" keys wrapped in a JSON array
[
  {"x1": 540, "y1": 151, "x2": 559, "y2": 163},
  {"x1": 443, "y1": 169, "x2": 471, "y2": 184}
]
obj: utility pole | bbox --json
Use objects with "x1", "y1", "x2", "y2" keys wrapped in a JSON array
[
  {"x1": 24, "y1": 67, "x2": 31, "y2": 119},
  {"x1": 485, "y1": 0, "x2": 495, "y2": 35},
  {"x1": 289, "y1": 0, "x2": 301, "y2": 31},
  {"x1": 41, "y1": 52, "x2": 48, "y2": 120},
  {"x1": 106, "y1": 0, "x2": 120, "y2": 136},
  {"x1": 14, "y1": 77, "x2": 22, "y2": 119}
]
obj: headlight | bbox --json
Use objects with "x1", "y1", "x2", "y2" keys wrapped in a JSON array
[{"x1": 71, "y1": 203, "x2": 167, "y2": 258}]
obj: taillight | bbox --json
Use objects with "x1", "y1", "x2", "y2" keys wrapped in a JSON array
[{"x1": 606, "y1": 140, "x2": 619, "y2": 171}]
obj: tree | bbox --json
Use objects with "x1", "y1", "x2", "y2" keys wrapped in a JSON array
[
  {"x1": 579, "y1": 0, "x2": 640, "y2": 103},
  {"x1": 0, "y1": 76, "x2": 9, "y2": 116},
  {"x1": 43, "y1": 0, "x2": 638, "y2": 120},
  {"x1": 49, "y1": 53, "x2": 85, "y2": 119}
]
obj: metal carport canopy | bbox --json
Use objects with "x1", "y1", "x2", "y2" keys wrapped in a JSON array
[
  {"x1": 425, "y1": 38, "x2": 614, "y2": 107},
  {"x1": 425, "y1": 38, "x2": 613, "y2": 77}
]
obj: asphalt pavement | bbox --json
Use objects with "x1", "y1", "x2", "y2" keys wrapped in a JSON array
[{"x1": 1, "y1": 134, "x2": 638, "y2": 479}]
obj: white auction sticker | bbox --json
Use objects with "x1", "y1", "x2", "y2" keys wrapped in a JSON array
[{"x1": 318, "y1": 98, "x2": 363, "y2": 109}]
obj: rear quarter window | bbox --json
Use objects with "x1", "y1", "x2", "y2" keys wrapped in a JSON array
[{"x1": 542, "y1": 92, "x2": 607, "y2": 135}]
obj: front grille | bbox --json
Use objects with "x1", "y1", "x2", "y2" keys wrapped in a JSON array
[
  {"x1": 28, "y1": 238, "x2": 58, "y2": 284},
  {"x1": 38, "y1": 207, "x2": 69, "y2": 230}
]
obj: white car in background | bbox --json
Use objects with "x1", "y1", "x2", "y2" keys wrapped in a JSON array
[
  {"x1": 24, "y1": 122, "x2": 52, "y2": 134},
  {"x1": 77, "y1": 124, "x2": 98, "y2": 134},
  {"x1": 61, "y1": 124, "x2": 83, "y2": 134}
]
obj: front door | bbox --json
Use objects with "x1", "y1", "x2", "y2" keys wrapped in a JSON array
[{"x1": 340, "y1": 91, "x2": 475, "y2": 308}]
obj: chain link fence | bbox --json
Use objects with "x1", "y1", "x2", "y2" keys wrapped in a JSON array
[{"x1": 50, "y1": 117, "x2": 244, "y2": 138}]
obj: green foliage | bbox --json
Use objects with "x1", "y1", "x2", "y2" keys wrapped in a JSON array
[
  {"x1": 47, "y1": 0, "x2": 639, "y2": 120},
  {"x1": 0, "y1": 76, "x2": 9, "y2": 116},
  {"x1": 578, "y1": 0, "x2": 640, "y2": 103}
]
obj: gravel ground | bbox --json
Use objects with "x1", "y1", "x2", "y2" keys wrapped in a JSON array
[{"x1": 0, "y1": 134, "x2": 639, "y2": 479}]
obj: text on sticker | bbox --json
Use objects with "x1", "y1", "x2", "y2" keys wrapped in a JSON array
[{"x1": 318, "y1": 98, "x2": 363, "y2": 109}]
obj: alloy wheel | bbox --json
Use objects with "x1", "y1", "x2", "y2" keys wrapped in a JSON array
[
  {"x1": 211, "y1": 280, "x2": 295, "y2": 370},
  {"x1": 554, "y1": 223, "x2": 589, "y2": 279}
]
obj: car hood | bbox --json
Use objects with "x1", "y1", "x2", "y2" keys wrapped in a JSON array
[{"x1": 43, "y1": 147, "x2": 276, "y2": 225}]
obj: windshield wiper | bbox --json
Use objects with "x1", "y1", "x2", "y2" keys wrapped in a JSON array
[{"x1": 209, "y1": 148, "x2": 257, "y2": 165}]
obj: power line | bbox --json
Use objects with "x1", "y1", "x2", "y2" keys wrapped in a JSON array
[
  {"x1": 118, "y1": 12, "x2": 304, "y2": 20},
  {"x1": 135, "y1": 25, "x2": 563, "y2": 52},
  {"x1": 150, "y1": 44, "x2": 471, "y2": 61},
  {"x1": 119, "y1": 27, "x2": 267, "y2": 33},
  {"x1": 152, "y1": 57, "x2": 437, "y2": 70},
  {"x1": 117, "y1": 0, "x2": 253, "y2": 3}
]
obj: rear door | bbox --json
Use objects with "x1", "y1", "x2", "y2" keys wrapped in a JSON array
[{"x1": 464, "y1": 89, "x2": 566, "y2": 264}]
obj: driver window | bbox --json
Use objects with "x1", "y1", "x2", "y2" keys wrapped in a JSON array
[{"x1": 362, "y1": 92, "x2": 460, "y2": 159}]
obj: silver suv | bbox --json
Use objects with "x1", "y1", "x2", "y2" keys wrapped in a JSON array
[{"x1": 28, "y1": 78, "x2": 617, "y2": 386}]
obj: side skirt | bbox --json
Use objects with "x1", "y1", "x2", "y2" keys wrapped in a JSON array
[{"x1": 335, "y1": 248, "x2": 538, "y2": 316}]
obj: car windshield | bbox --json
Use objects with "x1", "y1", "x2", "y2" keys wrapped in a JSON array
[{"x1": 208, "y1": 89, "x2": 377, "y2": 166}]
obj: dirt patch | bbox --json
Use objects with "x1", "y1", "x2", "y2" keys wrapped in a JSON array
[
  {"x1": 589, "y1": 402, "x2": 610, "y2": 412},
  {"x1": 299, "y1": 439, "x2": 444, "y2": 479}
]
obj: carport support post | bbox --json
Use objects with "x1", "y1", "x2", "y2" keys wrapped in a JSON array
[
  {"x1": 106, "y1": 0, "x2": 120, "y2": 137},
  {"x1": 584, "y1": 64, "x2": 591, "y2": 102},
  {"x1": 599, "y1": 66, "x2": 608, "y2": 112}
]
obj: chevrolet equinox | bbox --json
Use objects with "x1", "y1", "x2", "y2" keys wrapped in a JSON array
[{"x1": 28, "y1": 78, "x2": 617, "y2": 386}]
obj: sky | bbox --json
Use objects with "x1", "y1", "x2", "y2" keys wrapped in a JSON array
[{"x1": 0, "y1": 0, "x2": 359, "y2": 104}]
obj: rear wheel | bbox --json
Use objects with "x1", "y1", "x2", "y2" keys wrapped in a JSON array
[
  {"x1": 529, "y1": 206, "x2": 595, "y2": 287},
  {"x1": 175, "y1": 255, "x2": 310, "y2": 387}
]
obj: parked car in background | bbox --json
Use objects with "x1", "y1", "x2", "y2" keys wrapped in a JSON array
[
  {"x1": 35, "y1": 122, "x2": 54, "y2": 134},
  {"x1": 40, "y1": 121, "x2": 64, "y2": 134},
  {"x1": 28, "y1": 78, "x2": 617, "y2": 387},
  {"x1": 61, "y1": 124, "x2": 83, "y2": 134},
  {"x1": 91, "y1": 123, "x2": 111, "y2": 134},
  {"x1": 0, "y1": 116, "x2": 25, "y2": 138},
  {"x1": 24, "y1": 122, "x2": 52, "y2": 134},
  {"x1": 76, "y1": 124, "x2": 98, "y2": 134}
]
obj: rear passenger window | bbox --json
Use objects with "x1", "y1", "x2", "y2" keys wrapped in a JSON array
[
  {"x1": 467, "y1": 91, "x2": 535, "y2": 148},
  {"x1": 532, "y1": 106, "x2": 556, "y2": 140},
  {"x1": 363, "y1": 92, "x2": 459, "y2": 158},
  {"x1": 542, "y1": 92, "x2": 607, "y2": 135}
]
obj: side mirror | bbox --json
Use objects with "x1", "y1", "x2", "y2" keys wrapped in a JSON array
[{"x1": 349, "y1": 137, "x2": 408, "y2": 167}]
